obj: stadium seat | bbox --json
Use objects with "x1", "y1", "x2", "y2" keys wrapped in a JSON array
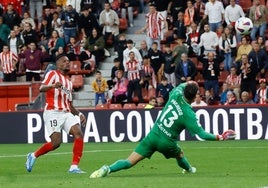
[
  {"x1": 109, "y1": 103, "x2": 122, "y2": 109},
  {"x1": 68, "y1": 61, "x2": 91, "y2": 75},
  {"x1": 194, "y1": 72, "x2": 204, "y2": 86},
  {"x1": 70, "y1": 75, "x2": 84, "y2": 89},
  {"x1": 119, "y1": 18, "x2": 128, "y2": 31},
  {"x1": 219, "y1": 71, "x2": 229, "y2": 85},
  {"x1": 137, "y1": 103, "x2": 147, "y2": 109},
  {"x1": 239, "y1": 0, "x2": 252, "y2": 12},
  {"x1": 95, "y1": 103, "x2": 109, "y2": 109},
  {"x1": 123, "y1": 103, "x2": 137, "y2": 109}
]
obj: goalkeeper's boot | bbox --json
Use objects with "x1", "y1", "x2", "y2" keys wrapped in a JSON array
[
  {"x1": 89, "y1": 165, "x2": 110, "y2": 178},
  {"x1": 182, "y1": 166, "x2": 196, "y2": 174},
  {"x1": 25, "y1": 153, "x2": 36, "y2": 172}
]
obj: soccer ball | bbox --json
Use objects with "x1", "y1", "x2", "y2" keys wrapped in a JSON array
[{"x1": 235, "y1": 17, "x2": 253, "y2": 35}]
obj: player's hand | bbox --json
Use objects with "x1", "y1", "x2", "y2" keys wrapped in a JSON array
[
  {"x1": 79, "y1": 112, "x2": 87, "y2": 127},
  {"x1": 54, "y1": 82, "x2": 62, "y2": 89},
  {"x1": 218, "y1": 129, "x2": 236, "y2": 140}
]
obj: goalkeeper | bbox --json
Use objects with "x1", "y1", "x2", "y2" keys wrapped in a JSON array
[{"x1": 90, "y1": 81, "x2": 235, "y2": 178}]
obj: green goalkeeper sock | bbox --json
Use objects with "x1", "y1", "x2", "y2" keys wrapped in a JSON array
[
  {"x1": 109, "y1": 159, "x2": 132, "y2": 173},
  {"x1": 176, "y1": 157, "x2": 191, "y2": 171}
]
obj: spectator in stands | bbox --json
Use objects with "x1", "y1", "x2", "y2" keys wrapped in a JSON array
[
  {"x1": 167, "y1": 0, "x2": 187, "y2": 22},
  {"x1": 78, "y1": 6, "x2": 100, "y2": 38},
  {"x1": 173, "y1": 37, "x2": 188, "y2": 65},
  {"x1": 144, "y1": 96, "x2": 157, "y2": 109},
  {"x1": 0, "y1": 45, "x2": 18, "y2": 81},
  {"x1": 238, "y1": 54, "x2": 258, "y2": 99},
  {"x1": 204, "y1": 89, "x2": 215, "y2": 105},
  {"x1": 21, "y1": 42, "x2": 47, "y2": 81},
  {"x1": 47, "y1": 30, "x2": 65, "y2": 60},
  {"x1": 123, "y1": 39, "x2": 142, "y2": 67},
  {"x1": 91, "y1": 70, "x2": 108, "y2": 106},
  {"x1": 224, "y1": 90, "x2": 237, "y2": 105},
  {"x1": 184, "y1": 0, "x2": 199, "y2": 29},
  {"x1": 78, "y1": 50, "x2": 96, "y2": 76},
  {"x1": 198, "y1": 23, "x2": 218, "y2": 55},
  {"x1": 156, "y1": 76, "x2": 174, "y2": 104},
  {"x1": 39, "y1": 19, "x2": 52, "y2": 47},
  {"x1": 237, "y1": 91, "x2": 255, "y2": 104},
  {"x1": 256, "y1": 36, "x2": 266, "y2": 51},
  {"x1": 220, "y1": 82, "x2": 228, "y2": 105},
  {"x1": 99, "y1": 2, "x2": 120, "y2": 49},
  {"x1": 29, "y1": 0, "x2": 43, "y2": 29},
  {"x1": 43, "y1": 7, "x2": 53, "y2": 26},
  {"x1": 235, "y1": 36, "x2": 252, "y2": 62},
  {"x1": 248, "y1": 43, "x2": 268, "y2": 78},
  {"x1": 66, "y1": 36, "x2": 81, "y2": 61},
  {"x1": 120, "y1": 0, "x2": 135, "y2": 27},
  {"x1": 84, "y1": 28, "x2": 105, "y2": 68},
  {"x1": 124, "y1": 51, "x2": 144, "y2": 103},
  {"x1": 51, "y1": 12, "x2": 64, "y2": 38},
  {"x1": 166, "y1": 11, "x2": 187, "y2": 44},
  {"x1": 224, "y1": 0, "x2": 244, "y2": 43},
  {"x1": 186, "y1": 22, "x2": 200, "y2": 57},
  {"x1": 116, "y1": 34, "x2": 127, "y2": 64},
  {"x1": 203, "y1": 0, "x2": 224, "y2": 32},
  {"x1": 107, "y1": 58, "x2": 125, "y2": 89},
  {"x1": 191, "y1": 93, "x2": 207, "y2": 107},
  {"x1": 254, "y1": 78, "x2": 268, "y2": 104},
  {"x1": 175, "y1": 53, "x2": 197, "y2": 85},
  {"x1": 142, "y1": 55, "x2": 157, "y2": 90},
  {"x1": 136, "y1": 2, "x2": 167, "y2": 49},
  {"x1": 61, "y1": 4, "x2": 79, "y2": 44},
  {"x1": 7, "y1": 30, "x2": 24, "y2": 57},
  {"x1": 219, "y1": 26, "x2": 237, "y2": 71},
  {"x1": 200, "y1": 52, "x2": 224, "y2": 101},
  {"x1": 148, "y1": 42, "x2": 164, "y2": 83},
  {"x1": 226, "y1": 66, "x2": 241, "y2": 100},
  {"x1": 22, "y1": 22, "x2": 39, "y2": 47},
  {"x1": 162, "y1": 43, "x2": 176, "y2": 87},
  {"x1": 111, "y1": 70, "x2": 129, "y2": 104},
  {"x1": 2, "y1": 3, "x2": 21, "y2": 30},
  {"x1": 249, "y1": 0, "x2": 267, "y2": 41},
  {"x1": 139, "y1": 40, "x2": 149, "y2": 58},
  {"x1": 0, "y1": 16, "x2": 10, "y2": 43},
  {"x1": 193, "y1": 0, "x2": 205, "y2": 24},
  {"x1": 21, "y1": 12, "x2": 36, "y2": 30},
  {"x1": 80, "y1": 0, "x2": 99, "y2": 16}
]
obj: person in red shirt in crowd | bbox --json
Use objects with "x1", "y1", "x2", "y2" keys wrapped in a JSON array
[{"x1": 0, "y1": 45, "x2": 18, "y2": 81}]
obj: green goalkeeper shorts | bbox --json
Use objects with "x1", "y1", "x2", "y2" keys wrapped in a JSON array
[{"x1": 134, "y1": 132, "x2": 182, "y2": 159}]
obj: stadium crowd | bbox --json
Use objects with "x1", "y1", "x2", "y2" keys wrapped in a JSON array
[{"x1": 0, "y1": 0, "x2": 268, "y2": 107}]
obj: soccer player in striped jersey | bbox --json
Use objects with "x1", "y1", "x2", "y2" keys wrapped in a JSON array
[
  {"x1": 25, "y1": 54, "x2": 87, "y2": 174},
  {"x1": 0, "y1": 45, "x2": 18, "y2": 81},
  {"x1": 90, "y1": 81, "x2": 236, "y2": 178}
]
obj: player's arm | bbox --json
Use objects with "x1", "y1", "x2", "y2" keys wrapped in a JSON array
[{"x1": 69, "y1": 102, "x2": 86, "y2": 127}]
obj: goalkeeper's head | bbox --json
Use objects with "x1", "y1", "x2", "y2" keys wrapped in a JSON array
[{"x1": 184, "y1": 82, "x2": 199, "y2": 103}]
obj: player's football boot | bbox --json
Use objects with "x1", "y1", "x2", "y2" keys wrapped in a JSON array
[
  {"x1": 89, "y1": 165, "x2": 110, "y2": 178},
  {"x1": 68, "y1": 167, "x2": 86, "y2": 174},
  {"x1": 25, "y1": 153, "x2": 36, "y2": 172},
  {"x1": 182, "y1": 166, "x2": 196, "y2": 174}
]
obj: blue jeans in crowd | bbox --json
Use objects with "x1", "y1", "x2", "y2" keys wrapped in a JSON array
[
  {"x1": 95, "y1": 93, "x2": 106, "y2": 106},
  {"x1": 250, "y1": 23, "x2": 267, "y2": 41},
  {"x1": 204, "y1": 79, "x2": 219, "y2": 99}
]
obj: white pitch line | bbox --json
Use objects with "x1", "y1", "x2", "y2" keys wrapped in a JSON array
[{"x1": 0, "y1": 146, "x2": 267, "y2": 158}]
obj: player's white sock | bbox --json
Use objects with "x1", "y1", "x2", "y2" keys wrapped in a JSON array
[
  {"x1": 69, "y1": 165, "x2": 78, "y2": 170},
  {"x1": 31, "y1": 153, "x2": 36, "y2": 159}
]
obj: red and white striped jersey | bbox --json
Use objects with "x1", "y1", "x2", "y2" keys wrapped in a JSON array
[
  {"x1": 42, "y1": 70, "x2": 73, "y2": 111},
  {"x1": 0, "y1": 51, "x2": 18, "y2": 74},
  {"x1": 146, "y1": 11, "x2": 164, "y2": 39},
  {"x1": 125, "y1": 59, "x2": 141, "y2": 81}
]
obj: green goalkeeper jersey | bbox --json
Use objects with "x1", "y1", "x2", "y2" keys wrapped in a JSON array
[{"x1": 151, "y1": 83, "x2": 217, "y2": 141}]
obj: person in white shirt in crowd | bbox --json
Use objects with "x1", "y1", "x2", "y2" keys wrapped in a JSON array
[
  {"x1": 224, "y1": 0, "x2": 245, "y2": 43},
  {"x1": 191, "y1": 93, "x2": 207, "y2": 107},
  {"x1": 198, "y1": 24, "x2": 218, "y2": 55},
  {"x1": 123, "y1": 39, "x2": 143, "y2": 67},
  {"x1": 203, "y1": 0, "x2": 225, "y2": 32}
]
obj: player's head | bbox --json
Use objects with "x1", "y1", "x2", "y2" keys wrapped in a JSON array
[
  {"x1": 184, "y1": 82, "x2": 199, "y2": 103},
  {"x1": 55, "y1": 54, "x2": 70, "y2": 74}
]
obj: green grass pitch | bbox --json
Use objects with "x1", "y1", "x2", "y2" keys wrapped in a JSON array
[{"x1": 0, "y1": 140, "x2": 267, "y2": 188}]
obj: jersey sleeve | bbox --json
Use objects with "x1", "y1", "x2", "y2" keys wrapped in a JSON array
[
  {"x1": 42, "y1": 70, "x2": 56, "y2": 85},
  {"x1": 185, "y1": 111, "x2": 217, "y2": 141}
]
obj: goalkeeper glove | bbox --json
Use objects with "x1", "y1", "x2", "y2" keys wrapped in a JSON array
[{"x1": 217, "y1": 129, "x2": 236, "y2": 141}]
